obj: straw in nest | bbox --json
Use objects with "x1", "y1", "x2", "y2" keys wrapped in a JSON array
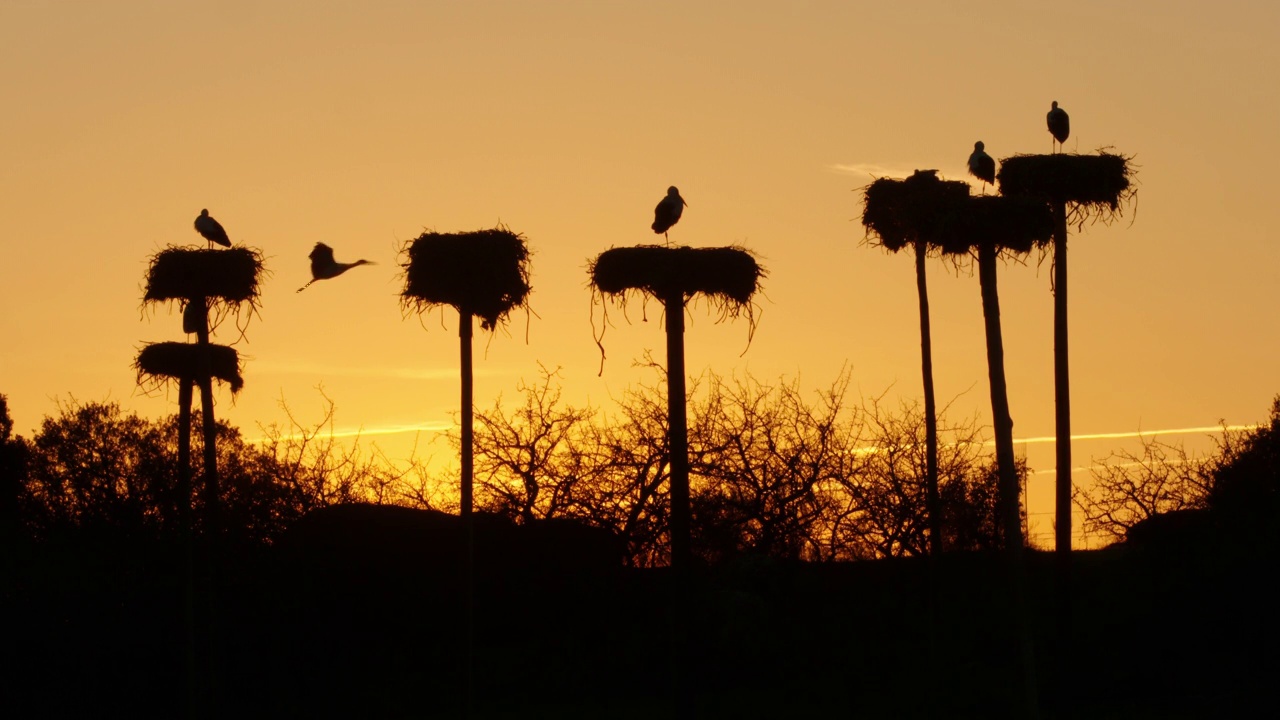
[
  {"x1": 996, "y1": 152, "x2": 1134, "y2": 213},
  {"x1": 144, "y1": 247, "x2": 265, "y2": 305},
  {"x1": 943, "y1": 195, "x2": 1055, "y2": 256},
  {"x1": 401, "y1": 227, "x2": 531, "y2": 331},
  {"x1": 590, "y1": 245, "x2": 763, "y2": 307},
  {"x1": 135, "y1": 342, "x2": 244, "y2": 394},
  {"x1": 862, "y1": 170, "x2": 972, "y2": 253}
]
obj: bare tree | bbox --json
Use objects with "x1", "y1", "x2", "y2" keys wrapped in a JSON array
[
  {"x1": 692, "y1": 370, "x2": 858, "y2": 562},
  {"x1": 1073, "y1": 436, "x2": 1214, "y2": 544}
]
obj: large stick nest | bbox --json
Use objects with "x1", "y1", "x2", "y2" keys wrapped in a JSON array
[
  {"x1": 590, "y1": 245, "x2": 763, "y2": 307},
  {"x1": 861, "y1": 170, "x2": 972, "y2": 254},
  {"x1": 143, "y1": 247, "x2": 264, "y2": 306},
  {"x1": 135, "y1": 342, "x2": 244, "y2": 394},
  {"x1": 944, "y1": 195, "x2": 1056, "y2": 255},
  {"x1": 996, "y1": 151, "x2": 1135, "y2": 217},
  {"x1": 401, "y1": 227, "x2": 531, "y2": 331}
]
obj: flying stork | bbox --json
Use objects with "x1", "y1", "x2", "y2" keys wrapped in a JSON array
[
  {"x1": 651, "y1": 186, "x2": 687, "y2": 245},
  {"x1": 297, "y1": 243, "x2": 375, "y2": 292},
  {"x1": 194, "y1": 209, "x2": 231, "y2": 248},
  {"x1": 1047, "y1": 101, "x2": 1070, "y2": 153},
  {"x1": 967, "y1": 141, "x2": 996, "y2": 194}
]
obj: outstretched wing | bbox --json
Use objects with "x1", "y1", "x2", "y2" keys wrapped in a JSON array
[{"x1": 309, "y1": 242, "x2": 335, "y2": 270}]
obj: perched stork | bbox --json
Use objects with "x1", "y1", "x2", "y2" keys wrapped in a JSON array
[
  {"x1": 297, "y1": 243, "x2": 374, "y2": 292},
  {"x1": 651, "y1": 186, "x2": 687, "y2": 245},
  {"x1": 1047, "y1": 101, "x2": 1070, "y2": 153},
  {"x1": 194, "y1": 209, "x2": 231, "y2": 248},
  {"x1": 967, "y1": 141, "x2": 996, "y2": 193}
]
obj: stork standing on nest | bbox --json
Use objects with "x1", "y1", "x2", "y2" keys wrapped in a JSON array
[
  {"x1": 297, "y1": 243, "x2": 374, "y2": 292},
  {"x1": 651, "y1": 186, "x2": 687, "y2": 246},
  {"x1": 194, "y1": 209, "x2": 231, "y2": 248},
  {"x1": 1047, "y1": 101, "x2": 1070, "y2": 153},
  {"x1": 967, "y1": 141, "x2": 996, "y2": 194}
]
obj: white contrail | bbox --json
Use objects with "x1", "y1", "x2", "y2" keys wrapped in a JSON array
[
  {"x1": 1011, "y1": 424, "x2": 1259, "y2": 445},
  {"x1": 249, "y1": 421, "x2": 454, "y2": 443},
  {"x1": 252, "y1": 360, "x2": 509, "y2": 381}
]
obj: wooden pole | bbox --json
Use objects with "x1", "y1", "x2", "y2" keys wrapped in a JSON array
[
  {"x1": 1051, "y1": 198, "x2": 1073, "y2": 718},
  {"x1": 177, "y1": 377, "x2": 196, "y2": 718},
  {"x1": 1053, "y1": 199, "x2": 1072, "y2": 552},
  {"x1": 978, "y1": 243, "x2": 1039, "y2": 719},
  {"x1": 192, "y1": 298, "x2": 218, "y2": 540},
  {"x1": 191, "y1": 297, "x2": 218, "y2": 719},
  {"x1": 915, "y1": 239, "x2": 942, "y2": 555},
  {"x1": 664, "y1": 290, "x2": 691, "y2": 571},
  {"x1": 458, "y1": 311, "x2": 475, "y2": 719}
]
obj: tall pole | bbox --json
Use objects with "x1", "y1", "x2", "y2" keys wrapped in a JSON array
[
  {"x1": 915, "y1": 239, "x2": 942, "y2": 555},
  {"x1": 458, "y1": 310, "x2": 475, "y2": 719},
  {"x1": 460, "y1": 312, "x2": 474, "y2": 520},
  {"x1": 978, "y1": 243, "x2": 1039, "y2": 719},
  {"x1": 664, "y1": 290, "x2": 691, "y2": 571},
  {"x1": 191, "y1": 297, "x2": 218, "y2": 719},
  {"x1": 1053, "y1": 199, "x2": 1071, "y2": 553},
  {"x1": 1051, "y1": 198, "x2": 1073, "y2": 719},
  {"x1": 177, "y1": 377, "x2": 196, "y2": 718},
  {"x1": 192, "y1": 298, "x2": 218, "y2": 539}
]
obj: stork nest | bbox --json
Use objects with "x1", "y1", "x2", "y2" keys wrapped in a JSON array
[
  {"x1": 135, "y1": 342, "x2": 244, "y2": 394},
  {"x1": 143, "y1": 247, "x2": 264, "y2": 306},
  {"x1": 861, "y1": 170, "x2": 972, "y2": 254},
  {"x1": 588, "y1": 245, "x2": 765, "y2": 374},
  {"x1": 590, "y1": 245, "x2": 763, "y2": 307},
  {"x1": 996, "y1": 151, "x2": 1135, "y2": 217},
  {"x1": 944, "y1": 195, "x2": 1056, "y2": 255},
  {"x1": 400, "y1": 227, "x2": 531, "y2": 331}
]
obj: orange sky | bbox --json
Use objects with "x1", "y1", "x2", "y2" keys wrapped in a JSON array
[{"x1": 3, "y1": 1, "x2": 1277, "y2": 546}]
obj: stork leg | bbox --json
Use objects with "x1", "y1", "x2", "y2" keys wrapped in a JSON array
[{"x1": 664, "y1": 231, "x2": 670, "y2": 247}]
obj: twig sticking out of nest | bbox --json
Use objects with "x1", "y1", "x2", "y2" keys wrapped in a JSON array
[
  {"x1": 944, "y1": 195, "x2": 1056, "y2": 256},
  {"x1": 996, "y1": 152, "x2": 1135, "y2": 218},
  {"x1": 401, "y1": 227, "x2": 531, "y2": 331},
  {"x1": 143, "y1": 247, "x2": 265, "y2": 305},
  {"x1": 135, "y1": 342, "x2": 244, "y2": 394},
  {"x1": 590, "y1": 245, "x2": 763, "y2": 307},
  {"x1": 862, "y1": 170, "x2": 972, "y2": 254}
]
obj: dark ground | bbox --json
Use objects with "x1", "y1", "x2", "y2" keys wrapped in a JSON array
[{"x1": 8, "y1": 536, "x2": 1275, "y2": 719}]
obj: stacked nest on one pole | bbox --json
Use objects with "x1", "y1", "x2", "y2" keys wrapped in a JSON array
[
  {"x1": 997, "y1": 151, "x2": 1135, "y2": 220},
  {"x1": 400, "y1": 227, "x2": 531, "y2": 330},
  {"x1": 135, "y1": 342, "x2": 244, "y2": 394},
  {"x1": 862, "y1": 170, "x2": 973, "y2": 255},
  {"x1": 138, "y1": 245, "x2": 265, "y2": 395}
]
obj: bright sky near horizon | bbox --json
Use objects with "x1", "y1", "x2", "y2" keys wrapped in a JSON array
[{"x1": 3, "y1": 1, "x2": 1277, "y2": 547}]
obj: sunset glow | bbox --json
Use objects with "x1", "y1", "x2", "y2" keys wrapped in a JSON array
[{"x1": 3, "y1": 0, "x2": 1277, "y2": 545}]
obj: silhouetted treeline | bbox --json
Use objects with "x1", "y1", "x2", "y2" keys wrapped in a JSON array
[
  {"x1": 7, "y1": 382, "x2": 1277, "y2": 564},
  {"x1": 4, "y1": 367, "x2": 1020, "y2": 564}
]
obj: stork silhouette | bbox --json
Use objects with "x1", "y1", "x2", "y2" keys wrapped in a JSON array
[
  {"x1": 967, "y1": 141, "x2": 996, "y2": 194},
  {"x1": 651, "y1": 186, "x2": 687, "y2": 245},
  {"x1": 194, "y1": 209, "x2": 231, "y2": 248},
  {"x1": 297, "y1": 243, "x2": 374, "y2": 292},
  {"x1": 1047, "y1": 101, "x2": 1070, "y2": 153}
]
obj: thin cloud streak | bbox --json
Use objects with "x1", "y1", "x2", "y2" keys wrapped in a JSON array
[
  {"x1": 830, "y1": 162, "x2": 987, "y2": 191},
  {"x1": 1011, "y1": 424, "x2": 1259, "y2": 445},
  {"x1": 248, "y1": 420, "x2": 455, "y2": 444},
  {"x1": 253, "y1": 360, "x2": 510, "y2": 381}
]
